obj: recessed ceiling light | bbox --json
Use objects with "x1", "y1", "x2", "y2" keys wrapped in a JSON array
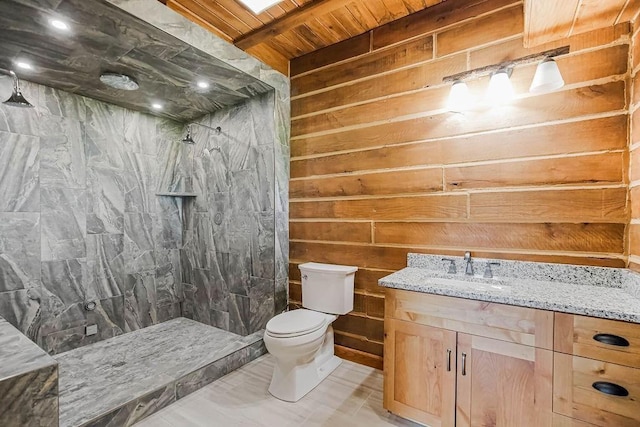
[
  {"x1": 238, "y1": 0, "x2": 284, "y2": 14},
  {"x1": 151, "y1": 103, "x2": 163, "y2": 110},
  {"x1": 49, "y1": 19, "x2": 70, "y2": 31},
  {"x1": 197, "y1": 81, "x2": 209, "y2": 89},
  {"x1": 15, "y1": 61, "x2": 32, "y2": 70}
]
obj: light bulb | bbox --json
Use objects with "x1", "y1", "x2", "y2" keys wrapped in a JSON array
[
  {"x1": 530, "y1": 58, "x2": 565, "y2": 94},
  {"x1": 447, "y1": 81, "x2": 473, "y2": 112},
  {"x1": 50, "y1": 19, "x2": 70, "y2": 31},
  {"x1": 486, "y1": 70, "x2": 514, "y2": 106}
]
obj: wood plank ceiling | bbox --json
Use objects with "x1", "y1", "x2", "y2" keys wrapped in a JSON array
[
  {"x1": 159, "y1": 0, "x2": 446, "y2": 74},
  {"x1": 159, "y1": 0, "x2": 640, "y2": 76}
]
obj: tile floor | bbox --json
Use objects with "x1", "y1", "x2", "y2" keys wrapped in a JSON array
[{"x1": 133, "y1": 354, "x2": 420, "y2": 426}]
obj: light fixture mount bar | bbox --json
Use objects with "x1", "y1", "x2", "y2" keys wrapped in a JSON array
[{"x1": 442, "y1": 46, "x2": 569, "y2": 83}]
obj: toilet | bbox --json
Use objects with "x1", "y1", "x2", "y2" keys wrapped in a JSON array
[{"x1": 264, "y1": 262, "x2": 358, "y2": 402}]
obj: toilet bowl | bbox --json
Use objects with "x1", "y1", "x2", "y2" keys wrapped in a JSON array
[{"x1": 264, "y1": 262, "x2": 358, "y2": 402}]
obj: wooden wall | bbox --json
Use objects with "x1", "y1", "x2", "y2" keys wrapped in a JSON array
[
  {"x1": 630, "y1": 24, "x2": 640, "y2": 272},
  {"x1": 288, "y1": 0, "x2": 631, "y2": 368}
]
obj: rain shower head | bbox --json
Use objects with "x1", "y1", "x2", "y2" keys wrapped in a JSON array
[
  {"x1": 182, "y1": 126, "x2": 195, "y2": 144},
  {"x1": 181, "y1": 123, "x2": 222, "y2": 144},
  {"x1": 3, "y1": 71, "x2": 34, "y2": 108}
]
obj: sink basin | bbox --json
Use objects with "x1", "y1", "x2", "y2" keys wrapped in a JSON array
[{"x1": 424, "y1": 274, "x2": 511, "y2": 293}]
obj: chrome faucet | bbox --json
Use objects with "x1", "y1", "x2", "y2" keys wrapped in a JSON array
[{"x1": 464, "y1": 252, "x2": 473, "y2": 275}]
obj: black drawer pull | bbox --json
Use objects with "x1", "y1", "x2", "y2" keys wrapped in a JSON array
[
  {"x1": 592, "y1": 381, "x2": 629, "y2": 397},
  {"x1": 593, "y1": 333, "x2": 630, "y2": 347}
]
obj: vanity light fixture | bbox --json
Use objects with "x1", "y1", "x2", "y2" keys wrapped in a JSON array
[
  {"x1": 529, "y1": 58, "x2": 565, "y2": 94},
  {"x1": 486, "y1": 69, "x2": 514, "y2": 106},
  {"x1": 442, "y1": 46, "x2": 569, "y2": 111},
  {"x1": 49, "y1": 19, "x2": 70, "y2": 31},
  {"x1": 447, "y1": 80, "x2": 473, "y2": 112},
  {"x1": 238, "y1": 0, "x2": 284, "y2": 14}
]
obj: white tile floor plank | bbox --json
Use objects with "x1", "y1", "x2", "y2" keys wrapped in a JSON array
[{"x1": 133, "y1": 355, "x2": 421, "y2": 427}]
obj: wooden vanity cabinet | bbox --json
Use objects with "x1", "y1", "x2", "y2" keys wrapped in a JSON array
[
  {"x1": 553, "y1": 313, "x2": 640, "y2": 427},
  {"x1": 384, "y1": 289, "x2": 554, "y2": 427}
]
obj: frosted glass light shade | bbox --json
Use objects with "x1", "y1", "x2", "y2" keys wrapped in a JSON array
[
  {"x1": 447, "y1": 81, "x2": 473, "y2": 112},
  {"x1": 529, "y1": 58, "x2": 565, "y2": 94},
  {"x1": 239, "y1": 0, "x2": 284, "y2": 13},
  {"x1": 486, "y1": 70, "x2": 514, "y2": 105}
]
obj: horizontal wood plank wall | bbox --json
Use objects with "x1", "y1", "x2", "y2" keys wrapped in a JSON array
[
  {"x1": 629, "y1": 23, "x2": 640, "y2": 272},
  {"x1": 289, "y1": 0, "x2": 631, "y2": 368}
]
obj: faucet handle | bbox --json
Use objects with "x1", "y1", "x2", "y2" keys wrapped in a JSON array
[
  {"x1": 441, "y1": 258, "x2": 457, "y2": 274},
  {"x1": 483, "y1": 261, "x2": 500, "y2": 279}
]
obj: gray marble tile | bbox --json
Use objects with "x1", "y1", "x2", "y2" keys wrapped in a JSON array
[
  {"x1": 0, "y1": 364, "x2": 59, "y2": 427},
  {"x1": 54, "y1": 317, "x2": 262, "y2": 427},
  {"x1": 38, "y1": 85, "x2": 87, "y2": 121},
  {"x1": 249, "y1": 277, "x2": 273, "y2": 333},
  {"x1": 209, "y1": 251, "x2": 229, "y2": 312},
  {"x1": 274, "y1": 278, "x2": 288, "y2": 315},
  {"x1": 39, "y1": 115, "x2": 86, "y2": 189},
  {"x1": 155, "y1": 249, "x2": 181, "y2": 306},
  {"x1": 85, "y1": 234, "x2": 125, "y2": 300},
  {"x1": 274, "y1": 211, "x2": 289, "y2": 281},
  {"x1": 124, "y1": 212, "x2": 156, "y2": 273},
  {"x1": 41, "y1": 259, "x2": 86, "y2": 308},
  {"x1": 124, "y1": 110, "x2": 157, "y2": 155},
  {"x1": 124, "y1": 272, "x2": 157, "y2": 332},
  {"x1": 42, "y1": 295, "x2": 125, "y2": 355},
  {"x1": 156, "y1": 120, "x2": 188, "y2": 194},
  {"x1": 207, "y1": 192, "x2": 230, "y2": 253},
  {"x1": 227, "y1": 233, "x2": 251, "y2": 297},
  {"x1": 41, "y1": 187, "x2": 86, "y2": 261},
  {"x1": 0, "y1": 131, "x2": 40, "y2": 212},
  {"x1": 182, "y1": 269, "x2": 211, "y2": 325},
  {"x1": 174, "y1": 355, "x2": 229, "y2": 400},
  {"x1": 228, "y1": 293, "x2": 249, "y2": 335},
  {"x1": 86, "y1": 167, "x2": 125, "y2": 234},
  {"x1": 123, "y1": 152, "x2": 157, "y2": 214},
  {"x1": 154, "y1": 197, "x2": 182, "y2": 250},
  {"x1": 84, "y1": 384, "x2": 175, "y2": 427},
  {"x1": 156, "y1": 302, "x2": 181, "y2": 323},
  {"x1": 210, "y1": 309, "x2": 229, "y2": 330},
  {"x1": 0, "y1": 213, "x2": 40, "y2": 292},
  {"x1": 0, "y1": 316, "x2": 56, "y2": 381},
  {"x1": 85, "y1": 98, "x2": 125, "y2": 170},
  {"x1": 251, "y1": 211, "x2": 275, "y2": 280},
  {"x1": 0, "y1": 289, "x2": 42, "y2": 342}
]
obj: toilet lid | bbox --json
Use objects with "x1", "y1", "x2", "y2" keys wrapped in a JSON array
[{"x1": 266, "y1": 309, "x2": 327, "y2": 338}]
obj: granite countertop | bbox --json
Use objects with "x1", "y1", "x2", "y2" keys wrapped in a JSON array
[
  {"x1": 379, "y1": 254, "x2": 640, "y2": 323},
  {"x1": 0, "y1": 316, "x2": 57, "y2": 381}
]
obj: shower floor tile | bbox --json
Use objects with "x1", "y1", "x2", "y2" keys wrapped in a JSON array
[{"x1": 54, "y1": 318, "x2": 263, "y2": 427}]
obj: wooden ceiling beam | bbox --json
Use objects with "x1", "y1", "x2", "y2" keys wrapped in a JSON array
[{"x1": 234, "y1": 0, "x2": 356, "y2": 49}]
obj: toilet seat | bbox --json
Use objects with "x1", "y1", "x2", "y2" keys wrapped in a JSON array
[{"x1": 266, "y1": 309, "x2": 328, "y2": 338}]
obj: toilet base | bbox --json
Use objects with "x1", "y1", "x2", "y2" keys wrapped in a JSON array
[
  {"x1": 267, "y1": 326, "x2": 342, "y2": 402},
  {"x1": 268, "y1": 354, "x2": 342, "y2": 403}
]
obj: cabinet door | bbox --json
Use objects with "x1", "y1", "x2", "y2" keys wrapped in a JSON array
[
  {"x1": 456, "y1": 333, "x2": 553, "y2": 427},
  {"x1": 384, "y1": 318, "x2": 456, "y2": 427}
]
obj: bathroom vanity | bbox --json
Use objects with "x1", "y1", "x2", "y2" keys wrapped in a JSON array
[{"x1": 379, "y1": 254, "x2": 640, "y2": 427}]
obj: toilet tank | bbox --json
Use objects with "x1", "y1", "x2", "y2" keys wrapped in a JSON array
[{"x1": 299, "y1": 262, "x2": 358, "y2": 315}]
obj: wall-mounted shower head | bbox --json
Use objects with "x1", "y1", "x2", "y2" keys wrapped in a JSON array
[
  {"x1": 182, "y1": 125, "x2": 195, "y2": 144},
  {"x1": 3, "y1": 70, "x2": 34, "y2": 108},
  {"x1": 182, "y1": 122, "x2": 222, "y2": 144}
]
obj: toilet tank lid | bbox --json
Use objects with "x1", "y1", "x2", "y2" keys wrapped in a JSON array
[{"x1": 299, "y1": 262, "x2": 358, "y2": 274}]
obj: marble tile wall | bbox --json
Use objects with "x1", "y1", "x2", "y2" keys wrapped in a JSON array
[
  {"x1": 179, "y1": 92, "x2": 281, "y2": 335},
  {"x1": 108, "y1": 0, "x2": 291, "y2": 325},
  {"x1": 0, "y1": 81, "x2": 185, "y2": 354}
]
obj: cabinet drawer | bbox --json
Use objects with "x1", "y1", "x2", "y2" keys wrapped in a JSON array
[
  {"x1": 553, "y1": 353, "x2": 640, "y2": 427},
  {"x1": 385, "y1": 289, "x2": 553, "y2": 349},
  {"x1": 555, "y1": 313, "x2": 640, "y2": 368}
]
